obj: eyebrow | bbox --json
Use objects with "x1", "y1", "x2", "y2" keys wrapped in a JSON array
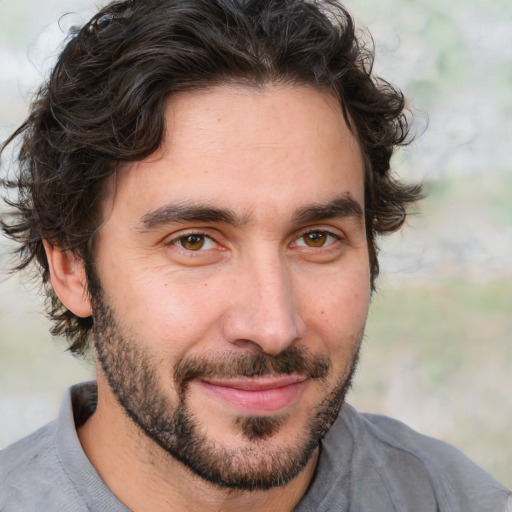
[
  {"x1": 137, "y1": 194, "x2": 363, "y2": 232},
  {"x1": 138, "y1": 202, "x2": 248, "y2": 231},
  {"x1": 292, "y1": 195, "x2": 364, "y2": 224}
]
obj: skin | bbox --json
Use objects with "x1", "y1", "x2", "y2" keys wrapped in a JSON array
[{"x1": 45, "y1": 84, "x2": 371, "y2": 511}]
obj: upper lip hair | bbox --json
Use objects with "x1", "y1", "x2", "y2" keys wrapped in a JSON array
[{"x1": 200, "y1": 375, "x2": 308, "y2": 391}]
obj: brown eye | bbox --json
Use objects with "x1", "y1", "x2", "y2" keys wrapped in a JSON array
[
  {"x1": 183, "y1": 234, "x2": 205, "y2": 250},
  {"x1": 303, "y1": 231, "x2": 327, "y2": 247},
  {"x1": 296, "y1": 230, "x2": 338, "y2": 248},
  {"x1": 175, "y1": 234, "x2": 209, "y2": 251}
]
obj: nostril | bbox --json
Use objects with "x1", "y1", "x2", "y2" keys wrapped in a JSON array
[{"x1": 230, "y1": 339, "x2": 268, "y2": 353}]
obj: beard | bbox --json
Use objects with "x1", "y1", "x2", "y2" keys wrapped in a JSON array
[{"x1": 90, "y1": 284, "x2": 361, "y2": 490}]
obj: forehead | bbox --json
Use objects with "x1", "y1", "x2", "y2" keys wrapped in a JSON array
[{"x1": 107, "y1": 84, "x2": 365, "y2": 223}]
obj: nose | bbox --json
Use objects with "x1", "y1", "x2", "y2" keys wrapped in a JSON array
[{"x1": 222, "y1": 256, "x2": 306, "y2": 355}]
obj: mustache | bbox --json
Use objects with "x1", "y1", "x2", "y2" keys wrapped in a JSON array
[{"x1": 173, "y1": 346, "x2": 331, "y2": 391}]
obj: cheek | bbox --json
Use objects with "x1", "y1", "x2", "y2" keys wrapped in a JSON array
[
  {"x1": 100, "y1": 265, "x2": 227, "y2": 358},
  {"x1": 301, "y1": 269, "x2": 371, "y2": 351}
]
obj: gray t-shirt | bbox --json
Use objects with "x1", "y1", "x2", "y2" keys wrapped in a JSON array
[{"x1": 1, "y1": 382, "x2": 510, "y2": 512}]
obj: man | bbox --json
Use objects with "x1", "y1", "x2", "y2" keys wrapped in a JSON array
[{"x1": 0, "y1": 0, "x2": 510, "y2": 510}]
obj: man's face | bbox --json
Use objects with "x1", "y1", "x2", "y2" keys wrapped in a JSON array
[{"x1": 89, "y1": 84, "x2": 371, "y2": 489}]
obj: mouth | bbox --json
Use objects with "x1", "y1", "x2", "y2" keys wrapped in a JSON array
[{"x1": 197, "y1": 375, "x2": 309, "y2": 415}]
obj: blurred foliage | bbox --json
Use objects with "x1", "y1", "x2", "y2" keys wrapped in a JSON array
[
  {"x1": 356, "y1": 278, "x2": 512, "y2": 488},
  {"x1": 425, "y1": 172, "x2": 512, "y2": 226}
]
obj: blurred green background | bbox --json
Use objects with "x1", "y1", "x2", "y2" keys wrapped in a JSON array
[{"x1": 1, "y1": 0, "x2": 511, "y2": 488}]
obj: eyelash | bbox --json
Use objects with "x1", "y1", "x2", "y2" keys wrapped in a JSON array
[
  {"x1": 293, "y1": 229, "x2": 341, "y2": 249},
  {"x1": 168, "y1": 228, "x2": 342, "y2": 253},
  {"x1": 170, "y1": 232, "x2": 218, "y2": 252}
]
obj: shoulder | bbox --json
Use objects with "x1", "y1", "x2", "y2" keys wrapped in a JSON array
[
  {"x1": 355, "y1": 408, "x2": 500, "y2": 481},
  {"x1": 1, "y1": 420, "x2": 55, "y2": 475},
  {"x1": 339, "y1": 404, "x2": 511, "y2": 512},
  {"x1": 1, "y1": 422, "x2": 53, "y2": 508},
  {"x1": 0, "y1": 419, "x2": 87, "y2": 512}
]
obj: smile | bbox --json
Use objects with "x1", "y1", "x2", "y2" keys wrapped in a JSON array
[{"x1": 198, "y1": 375, "x2": 309, "y2": 415}]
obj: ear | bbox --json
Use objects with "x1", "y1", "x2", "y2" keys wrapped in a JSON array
[{"x1": 43, "y1": 241, "x2": 93, "y2": 318}]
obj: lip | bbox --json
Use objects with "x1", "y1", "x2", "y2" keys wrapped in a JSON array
[{"x1": 197, "y1": 375, "x2": 308, "y2": 415}]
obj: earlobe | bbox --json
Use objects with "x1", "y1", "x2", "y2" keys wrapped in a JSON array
[{"x1": 43, "y1": 241, "x2": 93, "y2": 318}]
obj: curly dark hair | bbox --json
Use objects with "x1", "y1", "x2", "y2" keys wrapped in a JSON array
[{"x1": 1, "y1": 0, "x2": 422, "y2": 355}]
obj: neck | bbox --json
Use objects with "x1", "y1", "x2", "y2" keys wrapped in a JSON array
[{"x1": 77, "y1": 378, "x2": 318, "y2": 512}]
